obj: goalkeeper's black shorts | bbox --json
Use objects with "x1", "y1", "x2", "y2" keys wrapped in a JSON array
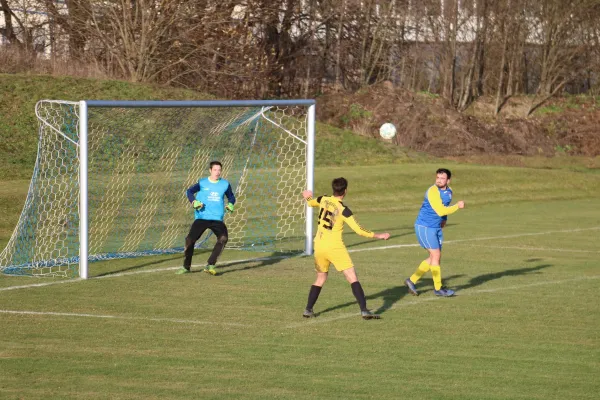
[{"x1": 187, "y1": 219, "x2": 228, "y2": 242}]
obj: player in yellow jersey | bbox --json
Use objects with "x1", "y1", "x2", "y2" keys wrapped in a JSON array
[{"x1": 301, "y1": 177, "x2": 390, "y2": 320}]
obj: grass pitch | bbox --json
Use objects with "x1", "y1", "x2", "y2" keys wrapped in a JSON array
[{"x1": 1, "y1": 164, "x2": 599, "y2": 399}]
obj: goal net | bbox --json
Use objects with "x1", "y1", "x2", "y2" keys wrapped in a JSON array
[{"x1": 0, "y1": 100, "x2": 315, "y2": 278}]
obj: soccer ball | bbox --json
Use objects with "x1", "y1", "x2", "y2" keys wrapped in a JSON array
[{"x1": 379, "y1": 123, "x2": 397, "y2": 139}]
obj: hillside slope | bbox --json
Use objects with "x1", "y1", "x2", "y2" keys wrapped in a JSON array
[
  {"x1": 318, "y1": 82, "x2": 600, "y2": 158},
  {"x1": 0, "y1": 74, "x2": 414, "y2": 180}
]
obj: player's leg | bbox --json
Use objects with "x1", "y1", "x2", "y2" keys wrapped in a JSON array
[
  {"x1": 336, "y1": 250, "x2": 380, "y2": 320},
  {"x1": 178, "y1": 219, "x2": 209, "y2": 274},
  {"x1": 428, "y1": 247, "x2": 442, "y2": 290},
  {"x1": 405, "y1": 225, "x2": 435, "y2": 295},
  {"x1": 303, "y1": 248, "x2": 330, "y2": 318},
  {"x1": 431, "y1": 229, "x2": 454, "y2": 297},
  {"x1": 406, "y1": 259, "x2": 430, "y2": 295},
  {"x1": 204, "y1": 222, "x2": 228, "y2": 275},
  {"x1": 304, "y1": 271, "x2": 327, "y2": 318}
]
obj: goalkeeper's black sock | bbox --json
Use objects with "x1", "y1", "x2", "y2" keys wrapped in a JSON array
[
  {"x1": 351, "y1": 281, "x2": 368, "y2": 312},
  {"x1": 306, "y1": 285, "x2": 322, "y2": 310}
]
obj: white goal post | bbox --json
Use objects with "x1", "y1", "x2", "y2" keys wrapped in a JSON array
[{"x1": 0, "y1": 99, "x2": 316, "y2": 279}]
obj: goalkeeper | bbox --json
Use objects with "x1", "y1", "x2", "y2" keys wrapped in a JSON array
[{"x1": 176, "y1": 161, "x2": 236, "y2": 276}]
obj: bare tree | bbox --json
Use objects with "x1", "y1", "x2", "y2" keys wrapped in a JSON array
[
  {"x1": 43, "y1": 0, "x2": 89, "y2": 60},
  {"x1": 457, "y1": 0, "x2": 488, "y2": 111},
  {"x1": 333, "y1": 0, "x2": 347, "y2": 90},
  {"x1": 1, "y1": 0, "x2": 45, "y2": 50},
  {"x1": 494, "y1": 0, "x2": 513, "y2": 115},
  {"x1": 526, "y1": 0, "x2": 595, "y2": 116},
  {"x1": 0, "y1": 0, "x2": 22, "y2": 46},
  {"x1": 2, "y1": 0, "x2": 599, "y2": 101}
]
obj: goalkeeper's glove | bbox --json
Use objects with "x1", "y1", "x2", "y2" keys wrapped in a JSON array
[
  {"x1": 225, "y1": 203, "x2": 235, "y2": 213},
  {"x1": 192, "y1": 200, "x2": 204, "y2": 210}
]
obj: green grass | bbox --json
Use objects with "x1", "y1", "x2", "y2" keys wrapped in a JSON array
[
  {"x1": 416, "y1": 90, "x2": 440, "y2": 99},
  {"x1": 1, "y1": 164, "x2": 599, "y2": 399},
  {"x1": 535, "y1": 104, "x2": 564, "y2": 115},
  {"x1": 1, "y1": 74, "x2": 599, "y2": 398}
]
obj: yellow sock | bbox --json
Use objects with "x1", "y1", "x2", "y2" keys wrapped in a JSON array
[
  {"x1": 409, "y1": 260, "x2": 430, "y2": 284},
  {"x1": 430, "y1": 265, "x2": 442, "y2": 290}
]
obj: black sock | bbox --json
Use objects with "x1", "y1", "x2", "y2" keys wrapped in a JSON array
[
  {"x1": 351, "y1": 281, "x2": 368, "y2": 311},
  {"x1": 306, "y1": 285, "x2": 322, "y2": 310}
]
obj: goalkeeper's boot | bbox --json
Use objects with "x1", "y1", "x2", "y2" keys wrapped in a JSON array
[
  {"x1": 203, "y1": 265, "x2": 217, "y2": 276},
  {"x1": 302, "y1": 308, "x2": 315, "y2": 318},
  {"x1": 361, "y1": 310, "x2": 381, "y2": 320},
  {"x1": 175, "y1": 267, "x2": 191, "y2": 275},
  {"x1": 434, "y1": 287, "x2": 455, "y2": 297},
  {"x1": 404, "y1": 278, "x2": 419, "y2": 296}
]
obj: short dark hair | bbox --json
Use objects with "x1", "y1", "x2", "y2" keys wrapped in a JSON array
[
  {"x1": 209, "y1": 161, "x2": 222, "y2": 169},
  {"x1": 436, "y1": 168, "x2": 452, "y2": 179},
  {"x1": 331, "y1": 177, "x2": 348, "y2": 196}
]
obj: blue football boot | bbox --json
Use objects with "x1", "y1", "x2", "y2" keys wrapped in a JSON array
[
  {"x1": 434, "y1": 287, "x2": 455, "y2": 297},
  {"x1": 404, "y1": 279, "x2": 419, "y2": 296}
]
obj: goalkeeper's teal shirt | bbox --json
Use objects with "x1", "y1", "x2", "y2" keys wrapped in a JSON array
[{"x1": 186, "y1": 178, "x2": 235, "y2": 221}]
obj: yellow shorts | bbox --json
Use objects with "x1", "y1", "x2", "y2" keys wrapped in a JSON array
[{"x1": 314, "y1": 245, "x2": 354, "y2": 272}]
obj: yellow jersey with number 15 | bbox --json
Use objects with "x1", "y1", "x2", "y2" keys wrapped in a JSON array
[{"x1": 306, "y1": 195, "x2": 374, "y2": 246}]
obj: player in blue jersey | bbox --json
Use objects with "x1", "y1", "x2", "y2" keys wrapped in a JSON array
[
  {"x1": 404, "y1": 168, "x2": 465, "y2": 297},
  {"x1": 176, "y1": 161, "x2": 236, "y2": 276}
]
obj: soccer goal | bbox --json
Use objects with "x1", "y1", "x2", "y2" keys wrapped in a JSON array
[{"x1": 0, "y1": 100, "x2": 316, "y2": 279}]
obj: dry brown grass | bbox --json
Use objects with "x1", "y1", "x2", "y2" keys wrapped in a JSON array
[{"x1": 0, "y1": 47, "x2": 111, "y2": 80}]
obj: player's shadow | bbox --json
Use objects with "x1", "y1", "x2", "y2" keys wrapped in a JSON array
[
  {"x1": 215, "y1": 253, "x2": 300, "y2": 276},
  {"x1": 318, "y1": 264, "x2": 551, "y2": 315},
  {"x1": 412, "y1": 264, "x2": 552, "y2": 295},
  {"x1": 315, "y1": 287, "x2": 410, "y2": 316},
  {"x1": 452, "y1": 264, "x2": 552, "y2": 292},
  {"x1": 314, "y1": 275, "x2": 461, "y2": 316},
  {"x1": 94, "y1": 255, "x2": 183, "y2": 277}
]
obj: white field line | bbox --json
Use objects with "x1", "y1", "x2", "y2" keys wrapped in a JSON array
[
  {"x1": 454, "y1": 244, "x2": 600, "y2": 253},
  {"x1": 285, "y1": 274, "x2": 600, "y2": 328},
  {"x1": 349, "y1": 226, "x2": 600, "y2": 253},
  {"x1": 1, "y1": 226, "x2": 598, "y2": 294},
  {"x1": 0, "y1": 309, "x2": 250, "y2": 327},
  {"x1": 3, "y1": 275, "x2": 599, "y2": 329},
  {"x1": 0, "y1": 255, "x2": 297, "y2": 292}
]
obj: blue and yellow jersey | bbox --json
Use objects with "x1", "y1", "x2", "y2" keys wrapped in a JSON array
[
  {"x1": 186, "y1": 178, "x2": 235, "y2": 221},
  {"x1": 415, "y1": 185, "x2": 458, "y2": 228},
  {"x1": 306, "y1": 195, "x2": 374, "y2": 246}
]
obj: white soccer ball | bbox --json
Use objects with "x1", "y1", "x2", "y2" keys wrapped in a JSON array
[{"x1": 379, "y1": 123, "x2": 397, "y2": 139}]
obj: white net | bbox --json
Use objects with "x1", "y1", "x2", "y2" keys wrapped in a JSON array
[{"x1": 0, "y1": 100, "x2": 312, "y2": 277}]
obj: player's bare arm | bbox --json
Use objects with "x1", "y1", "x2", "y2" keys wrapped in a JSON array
[{"x1": 374, "y1": 233, "x2": 390, "y2": 240}]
